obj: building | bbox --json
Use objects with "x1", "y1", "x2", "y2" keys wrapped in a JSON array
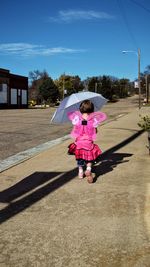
[{"x1": 0, "y1": 68, "x2": 28, "y2": 108}]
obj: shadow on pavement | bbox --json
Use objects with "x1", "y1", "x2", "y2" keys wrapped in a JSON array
[
  {"x1": 93, "y1": 152, "x2": 132, "y2": 183},
  {"x1": 0, "y1": 168, "x2": 78, "y2": 224},
  {"x1": 100, "y1": 129, "x2": 144, "y2": 157},
  {"x1": 92, "y1": 129, "x2": 144, "y2": 182},
  {"x1": 0, "y1": 130, "x2": 144, "y2": 224},
  {"x1": 0, "y1": 171, "x2": 62, "y2": 203}
]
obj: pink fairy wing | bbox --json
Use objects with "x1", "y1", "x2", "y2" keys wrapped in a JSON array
[
  {"x1": 67, "y1": 111, "x2": 82, "y2": 125},
  {"x1": 67, "y1": 111, "x2": 107, "y2": 140},
  {"x1": 67, "y1": 111, "x2": 82, "y2": 139},
  {"x1": 88, "y1": 112, "x2": 107, "y2": 127}
]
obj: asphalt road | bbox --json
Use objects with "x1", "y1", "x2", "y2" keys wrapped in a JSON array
[{"x1": 0, "y1": 95, "x2": 139, "y2": 161}]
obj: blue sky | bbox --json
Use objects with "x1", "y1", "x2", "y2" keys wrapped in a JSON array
[{"x1": 0, "y1": 0, "x2": 150, "y2": 81}]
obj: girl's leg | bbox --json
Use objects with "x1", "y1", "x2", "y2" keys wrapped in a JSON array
[
  {"x1": 77, "y1": 159, "x2": 85, "y2": 179},
  {"x1": 85, "y1": 162, "x2": 93, "y2": 183},
  {"x1": 78, "y1": 166, "x2": 84, "y2": 179},
  {"x1": 86, "y1": 162, "x2": 92, "y2": 172}
]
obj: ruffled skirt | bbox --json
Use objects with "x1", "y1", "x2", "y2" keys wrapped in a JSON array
[{"x1": 68, "y1": 142, "x2": 102, "y2": 161}]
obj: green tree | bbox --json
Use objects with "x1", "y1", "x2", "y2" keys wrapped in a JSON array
[
  {"x1": 144, "y1": 65, "x2": 150, "y2": 75},
  {"x1": 39, "y1": 77, "x2": 59, "y2": 103},
  {"x1": 88, "y1": 77, "x2": 99, "y2": 92},
  {"x1": 99, "y1": 75, "x2": 113, "y2": 100},
  {"x1": 29, "y1": 70, "x2": 48, "y2": 84},
  {"x1": 71, "y1": 75, "x2": 84, "y2": 93},
  {"x1": 28, "y1": 70, "x2": 49, "y2": 103},
  {"x1": 117, "y1": 78, "x2": 129, "y2": 98},
  {"x1": 141, "y1": 65, "x2": 150, "y2": 97},
  {"x1": 55, "y1": 74, "x2": 84, "y2": 99},
  {"x1": 83, "y1": 75, "x2": 133, "y2": 100}
]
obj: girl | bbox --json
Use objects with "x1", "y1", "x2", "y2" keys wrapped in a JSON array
[{"x1": 68, "y1": 99, "x2": 107, "y2": 183}]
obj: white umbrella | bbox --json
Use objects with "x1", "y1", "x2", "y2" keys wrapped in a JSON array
[{"x1": 50, "y1": 91, "x2": 107, "y2": 124}]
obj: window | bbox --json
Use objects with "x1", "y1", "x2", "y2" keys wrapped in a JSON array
[
  {"x1": 11, "y1": 88, "x2": 17, "y2": 104},
  {"x1": 22, "y1": 90, "x2": 27, "y2": 104},
  {"x1": 0, "y1": 84, "x2": 7, "y2": 103}
]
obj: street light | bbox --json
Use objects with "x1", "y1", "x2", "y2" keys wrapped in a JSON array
[{"x1": 122, "y1": 48, "x2": 141, "y2": 109}]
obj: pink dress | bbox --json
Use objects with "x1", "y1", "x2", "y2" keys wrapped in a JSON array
[{"x1": 67, "y1": 111, "x2": 107, "y2": 161}]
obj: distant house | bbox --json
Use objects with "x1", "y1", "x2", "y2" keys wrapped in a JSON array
[{"x1": 0, "y1": 68, "x2": 28, "y2": 108}]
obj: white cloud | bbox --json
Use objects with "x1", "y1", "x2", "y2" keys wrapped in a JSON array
[
  {"x1": 0, "y1": 43, "x2": 84, "y2": 57},
  {"x1": 49, "y1": 9, "x2": 114, "y2": 22}
]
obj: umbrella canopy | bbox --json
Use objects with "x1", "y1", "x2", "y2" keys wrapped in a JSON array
[{"x1": 50, "y1": 91, "x2": 107, "y2": 124}]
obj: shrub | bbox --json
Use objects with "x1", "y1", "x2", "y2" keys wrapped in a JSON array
[{"x1": 138, "y1": 115, "x2": 150, "y2": 131}]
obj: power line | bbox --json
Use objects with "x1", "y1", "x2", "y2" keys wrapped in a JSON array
[
  {"x1": 129, "y1": 0, "x2": 150, "y2": 14},
  {"x1": 116, "y1": 0, "x2": 138, "y2": 49}
]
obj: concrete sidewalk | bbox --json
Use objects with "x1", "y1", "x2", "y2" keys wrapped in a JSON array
[{"x1": 0, "y1": 107, "x2": 150, "y2": 267}]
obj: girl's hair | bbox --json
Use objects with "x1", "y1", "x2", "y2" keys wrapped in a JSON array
[{"x1": 79, "y1": 99, "x2": 94, "y2": 114}]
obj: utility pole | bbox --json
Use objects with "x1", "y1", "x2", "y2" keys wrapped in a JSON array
[
  {"x1": 122, "y1": 48, "x2": 141, "y2": 109},
  {"x1": 138, "y1": 48, "x2": 141, "y2": 109},
  {"x1": 146, "y1": 74, "x2": 148, "y2": 103},
  {"x1": 145, "y1": 74, "x2": 150, "y2": 103},
  {"x1": 95, "y1": 82, "x2": 97, "y2": 93}
]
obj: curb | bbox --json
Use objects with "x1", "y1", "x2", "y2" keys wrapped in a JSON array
[{"x1": 0, "y1": 135, "x2": 70, "y2": 173}]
